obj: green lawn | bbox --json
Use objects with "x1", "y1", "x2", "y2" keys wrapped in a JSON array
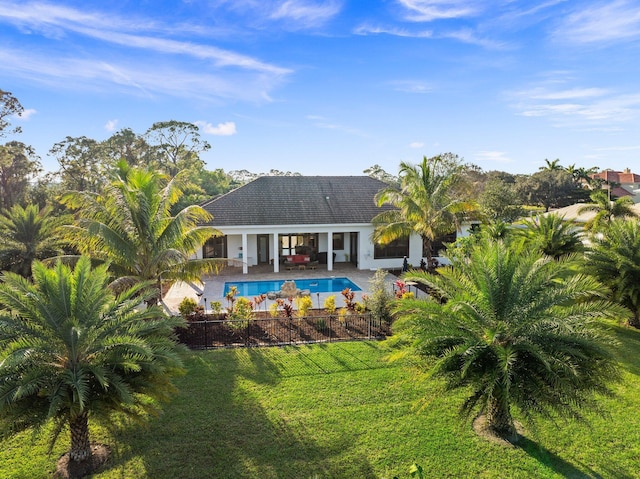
[{"x1": 3, "y1": 326, "x2": 640, "y2": 478}]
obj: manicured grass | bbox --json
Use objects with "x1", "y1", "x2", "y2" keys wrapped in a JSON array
[{"x1": 3, "y1": 328, "x2": 640, "y2": 478}]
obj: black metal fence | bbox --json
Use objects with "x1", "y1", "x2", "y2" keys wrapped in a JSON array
[{"x1": 176, "y1": 313, "x2": 390, "y2": 349}]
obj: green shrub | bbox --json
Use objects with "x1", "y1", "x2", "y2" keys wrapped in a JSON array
[
  {"x1": 314, "y1": 318, "x2": 327, "y2": 331},
  {"x1": 178, "y1": 297, "x2": 199, "y2": 318},
  {"x1": 367, "y1": 269, "x2": 394, "y2": 323},
  {"x1": 296, "y1": 296, "x2": 313, "y2": 317},
  {"x1": 227, "y1": 297, "x2": 254, "y2": 329},
  {"x1": 324, "y1": 295, "x2": 336, "y2": 314},
  {"x1": 210, "y1": 301, "x2": 222, "y2": 314}
]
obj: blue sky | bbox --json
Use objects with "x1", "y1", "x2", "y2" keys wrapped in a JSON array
[{"x1": 2, "y1": 0, "x2": 640, "y2": 176}]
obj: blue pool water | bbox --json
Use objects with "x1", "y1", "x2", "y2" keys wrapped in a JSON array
[{"x1": 224, "y1": 277, "x2": 361, "y2": 297}]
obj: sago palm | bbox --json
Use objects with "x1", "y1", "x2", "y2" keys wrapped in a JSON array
[
  {"x1": 0, "y1": 203, "x2": 70, "y2": 277},
  {"x1": 579, "y1": 189, "x2": 638, "y2": 231},
  {"x1": 587, "y1": 219, "x2": 640, "y2": 328},
  {"x1": 59, "y1": 161, "x2": 222, "y2": 304},
  {"x1": 393, "y1": 239, "x2": 621, "y2": 442},
  {"x1": 517, "y1": 213, "x2": 583, "y2": 259},
  {"x1": 0, "y1": 257, "x2": 185, "y2": 474},
  {"x1": 372, "y1": 155, "x2": 476, "y2": 263}
]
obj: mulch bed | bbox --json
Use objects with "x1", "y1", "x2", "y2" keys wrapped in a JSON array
[
  {"x1": 177, "y1": 309, "x2": 390, "y2": 349},
  {"x1": 55, "y1": 444, "x2": 111, "y2": 479}
]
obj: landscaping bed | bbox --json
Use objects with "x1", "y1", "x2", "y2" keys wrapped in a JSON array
[{"x1": 176, "y1": 310, "x2": 390, "y2": 348}]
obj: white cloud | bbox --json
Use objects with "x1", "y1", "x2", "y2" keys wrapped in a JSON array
[
  {"x1": 409, "y1": 141, "x2": 424, "y2": 148},
  {"x1": 13, "y1": 108, "x2": 36, "y2": 120},
  {"x1": 196, "y1": 121, "x2": 237, "y2": 136},
  {"x1": 396, "y1": 0, "x2": 480, "y2": 22},
  {"x1": 556, "y1": 0, "x2": 640, "y2": 44},
  {"x1": 510, "y1": 76, "x2": 640, "y2": 128},
  {"x1": 306, "y1": 115, "x2": 368, "y2": 137},
  {"x1": 354, "y1": 23, "x2": 503, "y2": 49},
  {"x1": 528, "y1": 87, "x2": 609, "y2": 100},
  {"x1": 105, "y1": 119, "x2": 118, "y2": 132},
  {"x1": 474, "y1": 151, "x2": 512, "y2": 163},
  {"x1": 270, "y1": 0, "x2": 342, "y2": 28},
  {"x1": 390, "y1": 80, "x2": 433, "y2": 94},
  {"x1": 0, "y1": 47, "x2": 285, "y2": 103},
  {"x1": 354, "y1": 24, "x2": 433, "y2": 38},
  {"x1": 0, "y1": 1, "x2": 291, "y2": 102}
]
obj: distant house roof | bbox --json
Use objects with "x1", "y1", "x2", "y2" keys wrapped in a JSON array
[
  {"x1": 591, "y1": 169, "x2": 640, "y2": 184},
  {"x1": 201, "y1": 176, "x2": 392, "y2": 226},
  {"x1": 611, "y1": 186, "x2": 633, "y2": 198}
]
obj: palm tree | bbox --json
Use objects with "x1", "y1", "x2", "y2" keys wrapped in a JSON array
[
  {"x1": 579, "y1": 189, "x2": 638, "y2": 231},
  {"x1": 59, "y1": 161, "x2": 222, "y2": 304},
  {"x1": 587, "y1": 219, "x2": 640, "y2": 327},
  {"x1": 516, "y1": 213, "x2": 583, "y2": 259},
  {"x1": 0, "y1": 257, "x2": 185, "y2": 474},
  {"x1": 393, "y1": 239, "x2": 621, "y2": 442},
  {"x1": 539, "y1": 158, "x2": 563, "y2": 171},
  {"x1": 0, "y1": 203, "x2": 70, "y2": 277},
  {"x1": 372, "y1": 154, "x2": 476, "y2": 265}
]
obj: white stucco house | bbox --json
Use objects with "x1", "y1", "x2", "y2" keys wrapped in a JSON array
[{"x1": 196, "y1": 176, "x2": 477, "y2": 275}]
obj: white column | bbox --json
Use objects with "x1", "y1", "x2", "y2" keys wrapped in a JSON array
[
  {"x1": 327, "y1": 231, "x2": 333, "y2": 272},
  {"x1": 242, "y1": 233, "x2": 248, "y2": 275},
  {"x1": 272, "y1": 232, "x2": 279, "y2": 273}
]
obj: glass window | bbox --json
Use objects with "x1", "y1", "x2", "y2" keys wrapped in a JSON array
[
  {"x1": 279, "y1": 233, "x2": 318, "y2": 257},
  {"x1": 203, "y1": 236, "x2": 227, "y2": 258},
  {"x1": 374, "y1": 237, "x2": 409, "y2": 259},
  {"x1": 332, "y1": 233, "x2": 344, "y2": 250}
]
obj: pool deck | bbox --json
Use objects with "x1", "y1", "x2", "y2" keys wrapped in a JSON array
[{"x1": 162, "y1": 263, "x2": 401, "y2": 315}]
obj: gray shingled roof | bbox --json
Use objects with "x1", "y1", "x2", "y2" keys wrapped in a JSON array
[{"x1": 201, "y1": 176, "x2": 392, "y2": 226}]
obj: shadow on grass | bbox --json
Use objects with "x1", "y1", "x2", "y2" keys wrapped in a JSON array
[
  {"x1": 608, "y1": 323, "x2": 640, "y2": 376},
  {"x1": 108, "y1": 348, "x2": 378, "y2": 479},
  {"x1": 518, "y1": 435, "x2": 635, "y2": 479},
  {"x1": 518, "y1": 436, "x2": 596, "y2": 478}
]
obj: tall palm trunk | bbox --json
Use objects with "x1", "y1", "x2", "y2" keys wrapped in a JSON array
[
  {"x1": 486, "y1": 397, "x2": 517, "y2": 442},
  {"x1": 423, "y1": 237, "x2": 436, "y2": 271},
  {"x1": 69, "y1": 411, "x2": 91, "y2": 462}
]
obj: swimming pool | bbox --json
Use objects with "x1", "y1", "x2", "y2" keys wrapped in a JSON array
[{"x1": 223, "y1": 277, "x2": 362, "y2": 297}]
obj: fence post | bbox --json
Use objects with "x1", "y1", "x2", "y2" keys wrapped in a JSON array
[
  {"x1": 246, "y1": 319, "x2": 250, "y2": 347},
  {"x1": 289, "y1": 316, "x2": 292, "y2": 345},
  {"x1": 329, "y1": 315, "x2": 332, "y2": 343},
  {"x1": 204, "y1": 320, "x2": 209, "y2": 349}
]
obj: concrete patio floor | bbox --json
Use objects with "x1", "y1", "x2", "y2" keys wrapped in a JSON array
[{"x1": 162, "y1": 263, "x2": 402, "y2": 315}]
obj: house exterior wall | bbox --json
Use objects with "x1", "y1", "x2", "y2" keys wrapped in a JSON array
[{"x1": 198, "y1": 222, "x2": 478, "y2": 273}]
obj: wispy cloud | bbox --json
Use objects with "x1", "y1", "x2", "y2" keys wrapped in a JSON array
[
  {"x1": 0, "y1": 48, "x2": 282, "y2": 102},
  {"x1": 104, "y1": 119, "x2": 118, "y2": 132},
  {"x1": 270, "y1": 0, "x2": 342, "y2": 29},
  {"x1": 556, "y1": 0, "x2": 640, "y2": 44},
  {"x1": 14, "y1": 108, "x2": 36, "y2": 120},
  {"x1": 305, "y1": 115, "x2": 368, "y2": 137},
  {"x1": 396, "y1": 0, "x2": 480, "y2": 22},
  {"x1": 196, "y1": 121, "x2": 238, "y2": 136},
  {"x1": 389, "y1": 80, "x2": 433, "y2": 94},
  {"x1": 511, "y1": 77, "x2": 640, "y2": 127},
  {"x1": 409, "y1": 141, "x2": 424, "y2": 148},
  {"x1": 473, "y1": 150, "x2": 512, "y2": 163},
  {"x1": 0, "y1": 1, "x2": 290, "y2": 101},
  {"x1": 354, "y1": 24, "x2": 433, "y2": 38}
]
